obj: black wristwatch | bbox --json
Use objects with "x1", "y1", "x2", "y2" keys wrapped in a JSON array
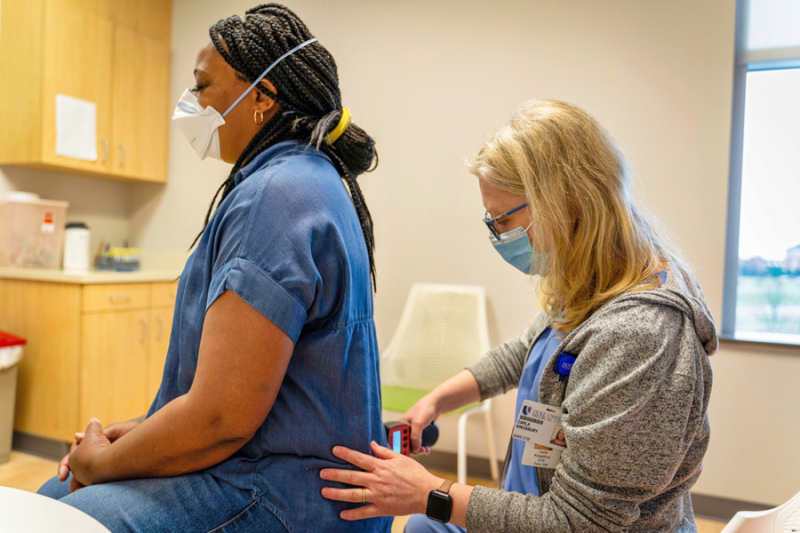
[{"x1": 426, "y1": 479, "x2": 454, "y2": 523}]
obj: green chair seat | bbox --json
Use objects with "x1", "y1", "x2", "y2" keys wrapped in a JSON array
[{"x1": 381, "y1": 385, "x2": 481, "y2": 415}]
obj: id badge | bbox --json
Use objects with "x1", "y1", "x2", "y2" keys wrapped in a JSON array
[
  {"x1": 522, "y1": 442, "x2": 562, "y2": 468},
  {"x1": 512, "y1": 400, "x2": 567, "y2": 468}
]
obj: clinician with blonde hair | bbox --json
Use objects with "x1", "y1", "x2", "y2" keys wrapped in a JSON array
[{"x1": 321, "y1": 100, "x2": 717, "y2": 532}]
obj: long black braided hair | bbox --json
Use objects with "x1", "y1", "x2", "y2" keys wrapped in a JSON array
[{"x1": 196, "y1": 3, "x2": 378, "y2": 288}]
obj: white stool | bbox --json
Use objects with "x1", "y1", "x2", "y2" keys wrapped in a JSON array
[
  {"x1": 721, "y1": 489, "x2": 800, "y2": 533},
  {"x1": 0, "y1": 486, "x2": 111, "y2": 532}
]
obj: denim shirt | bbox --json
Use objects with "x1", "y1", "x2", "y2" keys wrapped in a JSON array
[{"x1": 148, "y1": 141, "x2": 391, "y2": 533}]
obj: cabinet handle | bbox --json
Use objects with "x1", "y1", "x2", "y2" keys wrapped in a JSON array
[
  {"x1": 141, "y1": 318, "x2": 148, "y2": 344},
  {"x1": 156, "y1": 316, "x2": 164, "y2": 340},
  {"x1": 119, "y1": 143, "x2": 126, "y2": 167},
  {"x1": 108, "y1": 294, "x2": 132, "y2": 303},
  {"x1": 102, "y1": 140, "x2": 109, "y2": 163}
]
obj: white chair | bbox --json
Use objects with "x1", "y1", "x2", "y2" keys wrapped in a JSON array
[
  {"x1": 720, "y1": 489, "x2": 800, "y2": 532},
  {"x1": 380, "y1": 283, "x2": 499, "y2": 485},
  {"x1": 0, "y1": 487, "x2": 111, "y2": 532}
]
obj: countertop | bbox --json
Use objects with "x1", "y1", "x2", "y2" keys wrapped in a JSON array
[{"x1": 0, "y1": 267, "x2": 181, "y2": 284}]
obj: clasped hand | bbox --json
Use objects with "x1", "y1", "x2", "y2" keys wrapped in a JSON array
[{"x1": 58, "y1": 417, "x2": 140, "y2": 492}]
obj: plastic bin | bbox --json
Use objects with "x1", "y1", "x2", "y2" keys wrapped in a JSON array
[
  {"x1": 0, "y1": 192, "x2": 69, "y2": 270},
  {"x1": 0, "y1": 332, "x2": 25, "y2": 465}
]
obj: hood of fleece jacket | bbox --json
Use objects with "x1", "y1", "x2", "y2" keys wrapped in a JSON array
[{"x1": 607, "y1": 265, "x2": 719, "y2": 356}]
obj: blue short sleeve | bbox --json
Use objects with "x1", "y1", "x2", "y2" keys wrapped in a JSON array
[
  {"x1": 206, "y1": 257, "x2": 307, "y2": 343},
  {"x1": 199, "y1": 144, "x2": 361, "y2": 343}
]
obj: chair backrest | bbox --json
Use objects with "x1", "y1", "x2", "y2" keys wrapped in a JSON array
[
  {"x1": 721, "y1": 488, "x2": 800, "y2": 532},
  {"x1": 380, "y1": 283, "x2": 491, "y2": 390}
]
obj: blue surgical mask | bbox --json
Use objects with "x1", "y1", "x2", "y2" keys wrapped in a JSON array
[{"x1": 490, "y1": 226, "x2": 549, "y2": 275}]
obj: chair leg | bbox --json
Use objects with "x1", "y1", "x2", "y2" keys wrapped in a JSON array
[
  {"x1": 457, "y1": 411, "x2": 468, "y2": 486},
  {"x1": 483, "y1": 402, "x2": 500, "y2": 483}
]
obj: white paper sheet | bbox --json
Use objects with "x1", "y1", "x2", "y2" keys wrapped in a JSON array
[{"x1": 55, "y1": 94, "x2": 98, "y2": 161}]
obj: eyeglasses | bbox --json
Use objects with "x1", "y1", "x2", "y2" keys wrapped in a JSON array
[{"x1": 483, "y1": 202, "x2": 529, "y2": 238}]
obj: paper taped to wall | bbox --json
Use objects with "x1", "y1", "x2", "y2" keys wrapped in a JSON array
[{"x1": 55, "y1": 94, "x2": 98, "y2": 161}]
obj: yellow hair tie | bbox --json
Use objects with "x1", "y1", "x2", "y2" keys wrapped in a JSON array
[{"x1": 326, "y1": 108, "x2": 352, "y2": 144}]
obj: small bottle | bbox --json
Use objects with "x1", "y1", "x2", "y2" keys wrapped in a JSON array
[{"x1": 63, "y1": 222, "x2": 91, "y2": 272}]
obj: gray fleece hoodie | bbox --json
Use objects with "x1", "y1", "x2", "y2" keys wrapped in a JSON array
[{"x1": 465, "y1": 266, "x2": 716, "y2": 532}]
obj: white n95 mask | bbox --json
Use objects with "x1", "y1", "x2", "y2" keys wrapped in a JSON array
[
  {"x1": 172, "y1": 89, "x2": 226, "y2": 160},
  {"x1": 172, "y1": 38, "x2": 318, "y2": 161}
]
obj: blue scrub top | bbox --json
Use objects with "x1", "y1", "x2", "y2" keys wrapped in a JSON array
[
  {"x1": 504, "y1": 269, "x2": 668, "y2": 496},
  {"x1": 504, "y1": 326, "x2": 561, "y2": 495},
  {"x1": 147, "y1": 141, "x2": 391, "y2": 532}
]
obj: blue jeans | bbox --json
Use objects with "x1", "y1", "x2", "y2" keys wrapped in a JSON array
[
  {"x1": 404, "y1": 514, "x2": 465, "y2": 533},
  {"x1": 37, "y1": 473, "x2": 288, "y2": 533}
]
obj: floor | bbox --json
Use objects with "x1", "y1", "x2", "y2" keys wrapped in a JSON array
[
  {"x1": 0, "y1": 451, "x2": 57, "y2": 493},
  {"x1": 0, "y1": 452, "x2": 727, "y2": 532}
]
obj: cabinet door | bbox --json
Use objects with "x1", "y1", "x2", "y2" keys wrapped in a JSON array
[
  {"x1": 147, "y1": 307, "x2": 173, "y2": 402},
  {"x1": 40, "y1": 0, "x2": 113, "y2": 173},
  {"x1": 81, "y1": 310, "x2": 149, "y2": 426},
  {"x1": 107, "y1": 0, "x2": 172, "y2": 45},
  {"x1": 0, "y1": 281, "x2": 82, "y2": 442},
  {"x1": 110, "y1": 26, "x2": 171, "y2": 182}
]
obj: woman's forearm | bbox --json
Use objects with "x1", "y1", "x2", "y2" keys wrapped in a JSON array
[
  {"x1": 84, "y1": 291, "x2": 294, "y2": 485},
  {"x1": 429, "y1": 369, "x2": 483, "y2": 415},
  {"x1": 91, "y1": 393, "x2": 251, "y2": 484}
]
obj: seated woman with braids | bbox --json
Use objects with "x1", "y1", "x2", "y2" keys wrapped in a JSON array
[{"x1": 37, "y1": 4, "x2": 391, "y2": 532}]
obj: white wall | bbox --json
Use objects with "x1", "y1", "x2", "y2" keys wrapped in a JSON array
[
  {"x1": 0, "y1": 167, "x2": 131, "y2": 254},
  {"x1": 136, "y1": 0, "x2": 798, "y2": 506}
]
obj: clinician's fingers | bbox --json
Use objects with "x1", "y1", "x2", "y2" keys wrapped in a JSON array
[
  {"x1": 332, "y1": 446, "x2": 378, "y2": 472},
  {"x1": 407, "y1": 422, "x2": 423, "y2": 454},
  {"x1": 340, "y1": 503, "x2": 381, "y2": 521},
  {"x1": 320, "y1": 487, "x2": 371, "y2": 504},
  {"x1": 370, "y1": 441, "x2": 396, "y2": 459},
  {"x1": 411, "y1": 446, "x2": 430, "y2": 456},
  {"x1": 320, "y1": 468, "x2": 371, "y2": 487}
]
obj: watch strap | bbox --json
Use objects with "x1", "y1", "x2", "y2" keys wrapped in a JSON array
[{"x1": 438, "y1": 479, "x2": 454, "y2": 494}]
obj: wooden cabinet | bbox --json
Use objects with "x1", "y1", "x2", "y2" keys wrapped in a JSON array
[
  {"x1": 148, "y1": 281, "x2": 176, "y2": 399},
  {"x1": 81, "y1": 310, "x2": 150, "y2": 426},
  {"x1": 0, "y1": 279, "x2": 178, "y2": 442},
  {"x1": 110, "y1": 26, "x2": 171, "y2": 181},
  {"x1": 40, "y1": 0, "x2": 114, "y2": 176},
  {"x1": 106, "y1": 0, "x2": 172, "y2": 48},
  {"x1": 148, "y1": 308, "x2": 173, "y2": 400},
  {"x1": 0, "y1": 0, "x2": 171, "y2": 183},
  {"x1": 0, "y1": 281, "x2": 81, "y2": 441}
]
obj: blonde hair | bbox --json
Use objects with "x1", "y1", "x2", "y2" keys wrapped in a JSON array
[{"x1": 469, "y1": 100, "x2": 689, "y2": 334}]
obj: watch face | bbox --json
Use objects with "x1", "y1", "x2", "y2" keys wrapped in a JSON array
[{"x1": 426, "y1": 490, "x2": 452, "y2": 523}]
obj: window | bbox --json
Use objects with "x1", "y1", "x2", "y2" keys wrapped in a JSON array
[{"x1": 723, "y1": 0, "x2": 800, "y2": 345}]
